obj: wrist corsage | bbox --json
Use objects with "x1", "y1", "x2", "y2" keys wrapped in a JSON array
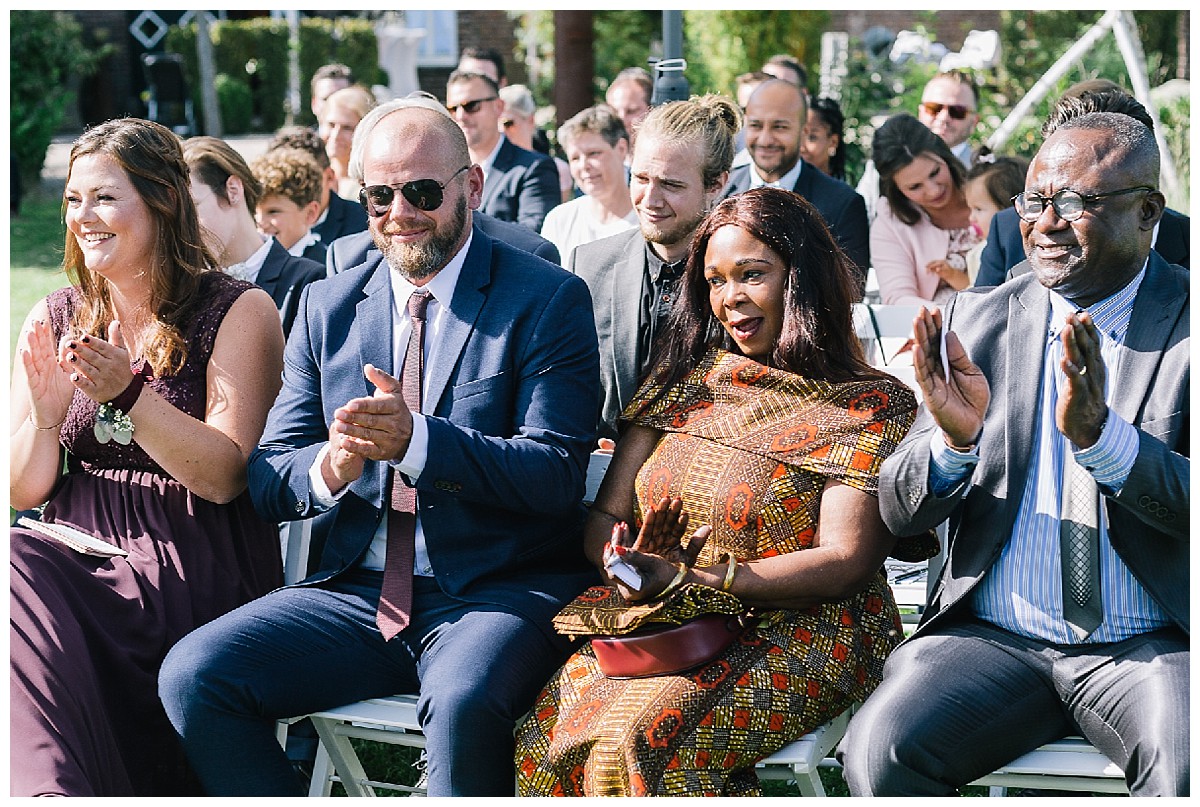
[{"x1": 94, "y1": 360, "x2": 150, "y2": 445}]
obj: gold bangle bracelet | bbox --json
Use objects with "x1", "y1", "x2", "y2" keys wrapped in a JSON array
[
  {"x1": 721, "y1": 554, "x2": 739, "y2": 593},
  {"x1": 657, "y1": 561, "x2": 689, "y2": 600},
  {"x1": 29, "y1": 413, "x2": 66, "y2": 431}
]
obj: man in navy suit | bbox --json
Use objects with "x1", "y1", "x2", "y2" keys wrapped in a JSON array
[
  {"x1": 446, "y1": 70, "x2": 559, "y2": 233},
  {"x1": 720, "y1": 79, "x2": 870, "y2": 294},
  {"x1": 160, "y1": 95, "x2": 600, "y2": 796}
]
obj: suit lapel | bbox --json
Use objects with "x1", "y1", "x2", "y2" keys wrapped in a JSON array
[
  {"x1": 1110, "y1": 255, "x2": 1184, "y2": 423},
  {"x1": 610, "y1": 234, "x2": 648, "y2": 407},
  {"x1": 254, "y1": 239, "x2": 287, "y2": 295},
  {"x1": 424, "y1": 228, "x2": 490, "y2": 413},
  {"x1": 356, "y1": 256, "x2": 396, "y2": 398}
]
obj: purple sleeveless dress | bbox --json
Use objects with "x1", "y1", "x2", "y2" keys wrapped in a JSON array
[{"x1": 10, "y1": 272, "x2": 283, "y2": 795}]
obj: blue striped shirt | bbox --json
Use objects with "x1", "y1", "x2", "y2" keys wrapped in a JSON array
[{"x1": 930, "y1": 267, "x2": 1170, "y2": 643}]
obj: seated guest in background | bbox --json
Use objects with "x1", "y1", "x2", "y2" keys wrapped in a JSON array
[
  {"x1": 954, "y1": 153, "x2": 1027, "y2": 286},
  {"x1": 802, "y1": 96, "x2": 852, "y2": 184},
  {"x1": 309, "y1": 63, "x2": 353, "y2": 124},
  {"x1": 319, "y1": 85, "x2": 376, "y2": 200},
  {"x1": 268, "y1": 125, "x2": 368, "y2": 245},
  {"x1": 457, "y1": 45, "x2": 508, "y2": 88},
  {"x1": 840, "y1": 112, "x2": 1189, "y2": 796},
  {"x1": 605, "y1": 67, "x2": 653, "y2": 156},
  {"x1": 731, "y1": 70, "x2": 770, "y2": 167},
  {"x1": 977, "y1": 84, "x2": 1189, "y2": 286},
  {"x1": 447, "y1": 70, "x2": 559, "y2": 233},
  {"x1": 158, "y1": 94, "x2": 600, "y2": 797},
  {"x1": 870, "y1": 113, "x2": 978, "y2": 307},
  {"x1": 251, "y1": 147, "x2": 328, "y2": 265},
  {"x1": 721, "y1": 79, "x2": 870, "y2": 295},
  {"x1": 516, "y1": 187, "x2": 929, "y2": 796},
  {"x1": 540, "y1": 105, "x2": 638, "y2": 261},
  {"x1": 761, "y1": 53, "x2": 809, "y2": 97},
  {"x1": 858, "y1": 70, "x2": 980, "y2": 220},
  {"x1": 11, "y1": 118, "x2": 284, "y2": 796},
  {"x1": 185, "y1": 137, "x2": 324, "y2": 338},
  {"x1": 571, "y1": 94, "x2": 739, "y2": 441},
  {"x1": 498, "y1": 84, "x2": 574, "y2": 203}
]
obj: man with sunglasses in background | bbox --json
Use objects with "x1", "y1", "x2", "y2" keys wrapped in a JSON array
[
  {"x1": 446, "y1": 70, "x2": 560, "y2": 233},
  {"x1": 160, "y1": 94, "x2": 601, "y2": 797},
  {"x1": 840, "y1": 111, "x2": 1189, "y2": 796},
  {"x1": 858, "y1": 70, "x2": 980, "y2": 220}
]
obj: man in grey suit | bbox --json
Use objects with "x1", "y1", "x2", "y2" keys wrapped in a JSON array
[
  {"x1": 160, "y1": 95, "x2": 600, "y2": 796},
  {"x1": 446, "y1": 70, "x2": 559, "y2": 233},
  {"x1": 569, "y1": 95, "x2": 739, "y2": 441},
  {"x1": 720, "y1": 79, "x2": 870, "y2": 293},
  {"x1": 839, "y1": 114, "x2": 1188, "y2": 795}
]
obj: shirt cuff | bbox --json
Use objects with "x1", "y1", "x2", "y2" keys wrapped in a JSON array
[
  {"x1": 1073, "y1": 407, "x2": 1139, "y2": 492},
  {"x1": 391, "y1": 413, "x2": 428, "y2": 481},
  {"x1": 928, "y1": 429, "x2": 980, "y2": 496},
  {"x1": 309, "y1": 443, "x2": 349, "y2": 507}
]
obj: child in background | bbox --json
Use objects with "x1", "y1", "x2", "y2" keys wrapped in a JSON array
[
  {"x1": 250, "y1": 147, "x2": 328, "y2": 265},
  {"x1": 962, "y1": 154, "x2": 1028, "y2": 284}
]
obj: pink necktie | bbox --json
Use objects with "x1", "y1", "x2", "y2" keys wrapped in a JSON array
[{"x1": 376, "y1": 290, "x2": 430, "y2": 640}]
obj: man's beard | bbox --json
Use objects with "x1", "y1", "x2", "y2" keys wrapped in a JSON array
[
  {"x1": 373, "y1": 196, "x2": 468, "y2": 281},
  {"x1": 639, "y1": 206, "x2": 707, "y2": 257}
]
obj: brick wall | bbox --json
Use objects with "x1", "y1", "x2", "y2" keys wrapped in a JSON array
[{"x1": 418, "y1": 9, "x2": 527, "y2": 101}]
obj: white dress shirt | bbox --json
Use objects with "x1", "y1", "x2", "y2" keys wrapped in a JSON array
[
  {"x1": 308, "y1": 232, "x2": 474, "y2": 576},
  {"x1": 223, "y1": 235, "x2": 272, "y2": 283}
]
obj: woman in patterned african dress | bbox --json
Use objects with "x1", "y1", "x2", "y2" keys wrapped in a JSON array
[{"x1": 515, "y1": 186, "x2": 933, "y2": 795}]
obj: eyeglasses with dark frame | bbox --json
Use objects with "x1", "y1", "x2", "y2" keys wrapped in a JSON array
[
  {"x1": 446, "y1": 97, "x2": 498, "y2": 116},
  {"x1": 1012, "y1": 186, "x2": 1156, "y2": 223},
  {"x1": 920, "y1": 101, "x2": 971, "y2": 121},
  {"x1": 359, "y1": 166, "x2": 471, "y2": 217}
]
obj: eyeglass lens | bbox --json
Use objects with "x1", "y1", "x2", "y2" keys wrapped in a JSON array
[
  {"x1": 447, "y1": 97, "x2": 496, "y2": 115},
  {"x1": 922, "y1": 102, "x2": 969, "y2": 120},
  {"x1": 360, "y1": 166, "x2": 469, "y2": 216}
]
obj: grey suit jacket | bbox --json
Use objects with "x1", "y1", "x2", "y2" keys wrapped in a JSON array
[
  {"x1": 325, "y1": 214, "x2": 560, "y2": 277},
  {"x1": 879, "y1": 254, "x2": 1190, "y2": 635},
  {"x1": 253, "y1": 238, "x2": 325, "y2": 337},
  {"x1": 248, "y1": 227, "x2": 601, "y2": 638},
  {"x1": 721, "y1": 160, "x2": 870, "y2": 294},
  {"x1": 479, "y1": 137, "x2": 560, "y2": 233},
  {"x1": 567, "y1": 228, "x2": 649, "y2": 441}
]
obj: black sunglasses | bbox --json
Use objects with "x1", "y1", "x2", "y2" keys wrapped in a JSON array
[
  {"x1": 921, "y1": 101, "x2": 971, "y2": 120},
  {"x1": 446, "y1": 96, "x2": 497, "y2": 115},
  {"x1": 359, "y1": 166, "x2": 470, "y2": 216}
]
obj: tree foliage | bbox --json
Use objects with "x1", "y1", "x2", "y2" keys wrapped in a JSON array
[
  {"x1": 10, "y1": 11, "x2": 110, "y2": 187},
  {"x1": 682, "y1": 10, "x2": 830, "y2": 97}
]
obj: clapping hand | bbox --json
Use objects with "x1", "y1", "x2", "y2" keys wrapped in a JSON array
[
  {"x1": 1056, "y1": 312, "x2": 1107, "y2": 449},
  {"x1": 602, "y1": 497, "x2": 711, "y2": 602},
  {"x1": 58, "y1": 321, "x2": 137, "y2": 404},
  {"x1": 21, "y1": 318, "x2": 75, "y2": 428},
  {"x1": 911, "y1": 306, "x2": 990, "y2": 448}
]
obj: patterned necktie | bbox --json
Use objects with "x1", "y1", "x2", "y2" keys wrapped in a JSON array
[
  {"x1": 1060, "y1": 453, "x2": 1102, "y2": 641},
  {"x1": 376, "y1": 289, "x2": 430, "y2": 641}
]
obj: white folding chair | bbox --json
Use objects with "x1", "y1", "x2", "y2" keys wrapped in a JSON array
[{"x1": 971, "y1": 736, "x2": 1129, "y2": 795}]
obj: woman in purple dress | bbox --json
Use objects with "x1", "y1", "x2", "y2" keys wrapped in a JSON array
[{"x1": 9, "y1": 118, "x2": 286, "y2": 795}]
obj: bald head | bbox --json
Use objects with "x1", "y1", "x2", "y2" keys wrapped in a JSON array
[
  {"x1": 350, "y1": 96, "x2": 468, "y2": 183},
  {"x1": 743, "y1": 79, "x2": 807, "y2": 182}
]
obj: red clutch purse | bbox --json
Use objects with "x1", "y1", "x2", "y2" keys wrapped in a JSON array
[{"x1": 590, "y1": 614, "x2": 748, "y2": 679}]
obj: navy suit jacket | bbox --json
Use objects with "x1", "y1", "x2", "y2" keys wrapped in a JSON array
[
  {"x1": 479, "y1": 137, "x2": 560, "y2": 233},
  {"x1": 721, "y1": 160, "x2": 870, "y2": 294},
  {"x1": 248, "y1": 225, "x2": 601, "y2": 638},
  {"x1": 977, "y1": 205, "x2": 1191, "y2": 287},
  {"x1": 880, "y1": 254, "x2": 1189, "y2": 635},
  {"x1": 253, "y1": 238, "x2": 325, "y2": 337},
  {"x1": 312, "y1": 189, "x2": 369, "y2": 245},
  {"x1": 325, "y1": 213, "x2": 560, "y2": 276}
]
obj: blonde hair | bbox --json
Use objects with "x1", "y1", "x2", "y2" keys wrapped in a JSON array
[
  {"x1": 323, "y1": 85, "x2": 376, "y2": 122},
  {"x1": 636, "y1": 93, "x2": 741, "y2": 190}
]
